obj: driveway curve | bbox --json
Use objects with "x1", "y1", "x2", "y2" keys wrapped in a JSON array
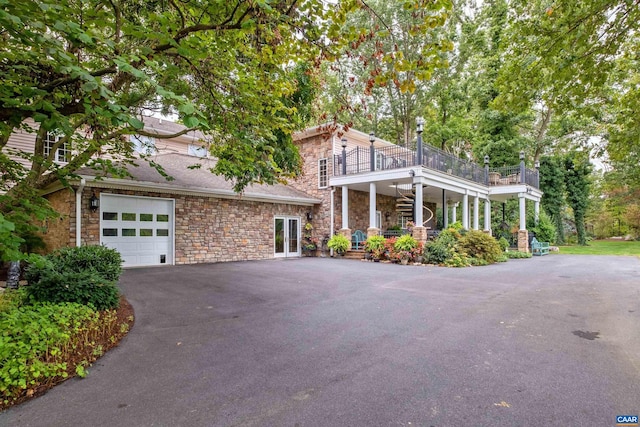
[{"x1": 2, "y1": 255, "x2": 639, "y2": 426}]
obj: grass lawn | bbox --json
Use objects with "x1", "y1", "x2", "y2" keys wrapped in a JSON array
[{"x1": 557, "y1": 239, "x2": 640, "y2": 256}]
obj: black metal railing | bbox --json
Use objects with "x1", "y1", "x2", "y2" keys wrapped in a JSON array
[
  {"x1": 333, "y1": 144, "x2": 539, "y2": 189},
  {"x1": 420, "y1": 145, "x2": 486, "y2": 185}
]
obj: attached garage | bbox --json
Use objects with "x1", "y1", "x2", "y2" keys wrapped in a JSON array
[{"x1": 100, "y1": 194, "x2": 175, "y2": 267}]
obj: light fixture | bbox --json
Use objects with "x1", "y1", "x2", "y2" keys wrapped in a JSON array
[
  {"x1": 519, "y1": 150, "x2": 525, "y2": 160},
  {"x1": 306, "y1": 211, "x2": 313, "y2": 221},
  {"x1": 416, "y1": 116, "x2": 425, "y2": 134},
  {"x1": 535, "y1": 160, "x2": 540, "y2": 169},
  {"x1": 385, "y1": 211, "x2": 391, "y2": 222},
  {"x1": 484, "y1": 155, "x2": 490, "y2": 165},
  {"x1": 369, "y1": 132, "x2": 375, "y2": 144},
  {"x1": 409, "y1": 169, "x2": 415, "y2": 177},
  {"x1": 341, "y1": 137, "x2": 347, "y2": 148},
  {"x1": 89, "y1": 191, "x2": 100, "y2": 212}
]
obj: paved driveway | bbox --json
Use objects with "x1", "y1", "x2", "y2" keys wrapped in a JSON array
[{"x1": 2, "y1": 255, "x2": 640, "y2": 426}]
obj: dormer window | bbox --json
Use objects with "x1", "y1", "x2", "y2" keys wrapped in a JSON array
[
  {"x1": 130, "y1": 135, "x2": 156, "y2": 154},
  {"x1": 188, "y1": 143, "x2": 208, "y2": 158},
  {"x1": 43, "y1": 132, "x2": 69, "y2": 163}
]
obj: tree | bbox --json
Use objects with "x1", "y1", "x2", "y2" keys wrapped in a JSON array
[
  {"x1": 539, "y1": 156, "x2": 566, "y2": 244},
  {"x1": 564, "y1": 154, "x2": 592, "y2": 245}
]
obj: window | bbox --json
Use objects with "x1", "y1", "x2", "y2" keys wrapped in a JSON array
[
  {"x1": 43, "y1": 132, "x2": 69, "y2": 163},
  {"x1": 318, "y1": 158, "x2": 328, "y2": 188},
  {"x1": 130, "y1": 135, "x2": 156, "y2": 154},
  {"x1": 188, "y1": 144, "x2": 208, "y2": 158}
]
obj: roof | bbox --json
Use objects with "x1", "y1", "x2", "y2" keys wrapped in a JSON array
[{"x1": 77, "y1": 153, "x2": 320, "y2": 206}]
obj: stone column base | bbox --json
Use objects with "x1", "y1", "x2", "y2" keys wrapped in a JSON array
[
  {"x1": 483, "y1": 229, "x2": 492, "y2": 236},
  {"x1": 518, "y1": 229, "x2": 529, "y2": 253},
  {"x1": 339, "y1": 228, "x2": 352, "y2": 245},
  {"x1": 412, "y1": 226, "x2": 428, "y2": 244},
  {"x1": 367, "y1": 227, "x2": 380, "y2": 238}
]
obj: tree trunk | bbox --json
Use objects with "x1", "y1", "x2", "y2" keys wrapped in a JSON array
[{"x1": 6, "y1": 261, "x2": 20, "y2": 289}]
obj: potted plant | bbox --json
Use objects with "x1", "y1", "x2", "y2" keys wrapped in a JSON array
[
  {"x1": 302, "y1": 222, "x2": 317, "y2": 256},
  {"x1": 394, "y1": 234, "x2": 418, "y2": 265},
  {"x1": 327, "y1": 234, "x2": 350, "y2": 256},
  {"x1": 364, "y1": 235, "x2": 386, "y2": 261}
]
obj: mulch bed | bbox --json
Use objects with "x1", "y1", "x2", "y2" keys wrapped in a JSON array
[{"x1": 0, "y1": 295, "x2": 135, "y2": 412}]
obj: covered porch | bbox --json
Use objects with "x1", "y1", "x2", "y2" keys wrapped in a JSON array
[{"x1": 330, "y1": 130, "x2": 542, "y2": 253}]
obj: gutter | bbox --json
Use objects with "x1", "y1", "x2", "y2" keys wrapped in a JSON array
[{"x1": 75, "y1": 178, "x2": 85, "y2": 247}]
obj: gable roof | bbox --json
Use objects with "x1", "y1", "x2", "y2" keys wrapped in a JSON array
[{"x1": 77, "y1": 153, "x2": 320, "y2": 206}]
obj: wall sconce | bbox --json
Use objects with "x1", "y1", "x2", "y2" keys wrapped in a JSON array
[
  {"x1": 409, "y1": 169, "x2": 415, "y2": 177},
  {"x1": 385, "y1": 211, "x2": 391, "y2": 222},
  {"x1": 306, "y1": 211, "x2": 313, "y2": 221},
  {"x1": 89, "y1": 191, "x2": 100, "y2": 212}
]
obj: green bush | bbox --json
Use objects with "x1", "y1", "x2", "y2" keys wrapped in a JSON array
[
  {"x1": 364, "y1": 235, "x2": 386, "y2": 252},
  {"x1": 0, "y1": 298, "x2": 96, "y2": 402},
  {"x1": 394, "y1": 234, "x2": 418, "y2": 251},
  {"x1": 25, "y1": 245, "x2": 122, "y2": 310},
  {"x1": 27, "y1": 269, "x2": 120, "y2": 310},
  {"x1": 327, "y1": 234, "x2": 350, "y2": 254},
  {"x1": 529, "y1": 211, "x2": 557, "y2": 244},
  {"x1": 505, "y1": 250, "x2": 532, "y2": 259},
  {"x1": 424, "y1": 230, "x2": 458, "y2": 264},
  {"x1": 498, "y1": 237, "x2": 509, "y2": 251},
  {"x1": 457, "y1": 230, "x2": 503, "y2": 264}
]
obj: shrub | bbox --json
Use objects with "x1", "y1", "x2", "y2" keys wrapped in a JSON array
[
  {"x1": 364, "y1": 235, "x2": 386, "y2": 253},
  {"x1": 498, "y1": 237, "x2": 509, "y2": 252},
  {"x1": 394, "y1": 234, "x2": 418, "y2": 251},
  {"x1": 327, "y1": 234, "x2": 350, "y2": 254},
  {"x1": 0, "y1": 290, "x2": 127, "y2": 406},
  {"x1": 25, "y1": 245, "x2": 122, "y2": 310},
  {"x1": 457, "y1": 230, "x2": 503, "y2": 264},
  {"x1": 424, "y1": 231, "x2": 458, "y2": 264},
  {"x1": 444, "y1": 252, "x2": 470, "y2": 267},
  {"x1": 505, "y1": 250, "x2": 532, "y2": 259},
  {"x1": 529, "y1": 211, "x2": 557, "y2": 244},
  {"x1": 27, "y1": 269, "x2": 120, "y2": 310}
]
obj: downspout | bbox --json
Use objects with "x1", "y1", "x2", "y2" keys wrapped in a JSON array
[
  {"x1": 330, "y1": 186, "x2": 336, "y2": 257},
  {"x1": 76, "y1": 178, "x2": 85, "y2": 247}
]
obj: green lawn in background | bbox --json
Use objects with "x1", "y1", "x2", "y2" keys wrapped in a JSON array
[{"x1": 557, "y1": 239, "x2": 640, "y2": 256}]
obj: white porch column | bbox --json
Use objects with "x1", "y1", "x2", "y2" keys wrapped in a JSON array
[
  {"x1": 341, "y1": 186, "x2": 349, "y2": 229},
  {"x1": 452, "y1": 203, "x2": 458, "y2": 224},
  {"x1": 415, "y1": 182, "x2": 423, "y2": 226},
  {"x1": 462, "y1": 193, "x2": 469, "y2": 230},
  {"x1": 534, "y1": 200, "x2": 540, "y2": 225},
  {"x1": 473, "y1": 195, "x2": 480, "y2": 230},
  {"x1": 369, "y1": 182, "x2": 377, "y2": 228},
  {"x1": 519, "y1": 194, "x2": 526, "y2": 231},
  {"x1": 484, "y1": 198, "x2": 491, "y2": 232}
]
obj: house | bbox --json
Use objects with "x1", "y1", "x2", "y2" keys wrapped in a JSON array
[{"x1": 2, "y1": 118, "x2": 542, "y2": 267}]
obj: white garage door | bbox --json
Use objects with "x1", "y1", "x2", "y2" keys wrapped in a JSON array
[{"x1": 100, "y1": 194, "x2": 174, "y2": 267}]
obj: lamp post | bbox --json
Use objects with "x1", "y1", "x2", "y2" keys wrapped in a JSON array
[
  {"x1": 416, "y1": 117, "x2": 425, "y2": 166},
  {"x1": 484, "y1": 155, "x2": 490, "y2": 185},
  {"x1": 369, "y1": 132, "x2": 375, "y2": 172},
  {"x1": 341, "y1": 137, "x2": 347, "y2": 176},
  {"x1": 534, "y1": 160, "x2": 540, "y2": 188},
  {"x1": 519, "y1": 150, "x2": 525, "y2": 184}
]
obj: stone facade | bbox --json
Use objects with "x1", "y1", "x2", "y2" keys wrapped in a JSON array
[{"x1": 46, "y1": 187, "x2": 309, "y2": 264}]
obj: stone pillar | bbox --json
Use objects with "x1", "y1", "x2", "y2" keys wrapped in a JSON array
[
  {"x1": 534, "y1": 200, "x2": 540, "y2": 225},
  {"x1": 341, "y1": 186, "x2": 349, "y2": 230},
  {"x1": 462, "y1": 193, "x2": 469, "y2": 230},
  {"x1": 367, "y1": 227, "x2": 380, "y2": 238},
  {"x1": 473, "y1": 195, "x2": 480, "y2": 230},
  {"x1": 519, "y1": 194, "x2": 526, "y2": 231},
  {"x1": 369, "y1": 182, "x2": 377, "y2": 229},
  {"x1": 518, "y1": 229, "x2": 529, "y2": 253},
  {"x1": 412, "y1": 225, "x2": 428, "y2": 245},
  {"x1": 415, "y1": 181, "x2": 423, "y2": 226}
]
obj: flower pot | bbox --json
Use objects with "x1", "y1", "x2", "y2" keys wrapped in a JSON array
[{"x1": 401, "y1": 258, "x2": 409, "y2": 265}]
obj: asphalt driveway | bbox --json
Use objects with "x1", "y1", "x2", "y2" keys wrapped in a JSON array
[{"x1": 2, "y1": 255, "x2": 639, "y2": 426}]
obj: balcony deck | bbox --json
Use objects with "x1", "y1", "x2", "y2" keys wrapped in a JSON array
[{"x1": 334, "y1": 144, "x2": 539, "y2": 189}]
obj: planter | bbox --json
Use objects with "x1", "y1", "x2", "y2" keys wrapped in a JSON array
[{"x1": 400, "y1": 258, "x2": 409, "y2": 265}]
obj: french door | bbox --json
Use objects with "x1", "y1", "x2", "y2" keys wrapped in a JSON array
[{"x1": 274, "y1": 216, "x2": 300, "y2": 258}]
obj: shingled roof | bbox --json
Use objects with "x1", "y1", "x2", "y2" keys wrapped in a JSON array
[{"x1": 78, "y1": 153, "x2": 320, "y2": 206}]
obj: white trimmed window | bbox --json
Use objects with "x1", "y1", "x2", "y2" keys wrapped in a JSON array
[
  {"x1": 318, "y1": 158, "x2": 328, "y2": 188},
  {"x1": 188, "y1": 143, "x2": 208, "y2": 158},
  {"x1": 43, "y1": 132, "x2": 69, "y2": 163},
  {"x1": 130, "y1": 135, "x2": 156, "y2": 154}
]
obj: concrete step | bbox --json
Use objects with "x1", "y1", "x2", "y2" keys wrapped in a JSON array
[{"x1": 343, "y1": 250, "x2": 365, "y2": 260}]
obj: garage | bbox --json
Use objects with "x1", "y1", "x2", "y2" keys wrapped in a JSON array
[{"x1": 100, "y1": 194, "x2": 174, "y2": 267}]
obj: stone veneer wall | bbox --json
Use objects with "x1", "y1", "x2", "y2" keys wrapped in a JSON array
[
  {"x1": 291, "y1": 133, "x2": 440, "y2": 237},
  {"x1": 47, "y1": 187, "x2": 309, "y2": 264}
]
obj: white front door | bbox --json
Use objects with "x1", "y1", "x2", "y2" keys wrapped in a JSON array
[
  {"x1": 100, "y1": 194, "x2": 174, "y2": 267},
  {"x1": 274, "y1": 216, "x2": 300, "y2": 258}
]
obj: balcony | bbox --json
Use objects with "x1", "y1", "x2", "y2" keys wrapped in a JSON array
[{"x1": 334, "y1": 143, "x2": 539, "y2": 189}]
